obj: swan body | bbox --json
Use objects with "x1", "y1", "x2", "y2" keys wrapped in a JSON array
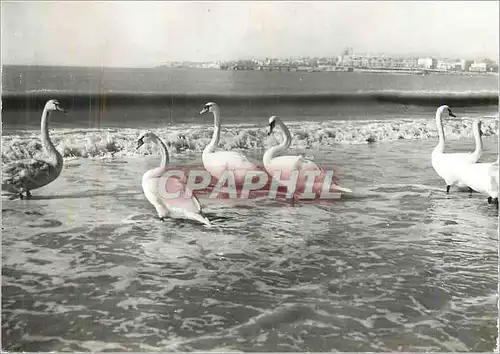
[
  {"x1": 2, "y1": 99, "x2": 66, "y2": 199},
  {"x1": 199, "y1": 102, "x2": 260, "y2": 185},
  {"x1": 456, "y1": 158, "x2": 499, "y2": 205},
  {"x1": 263, "y1": 116, "x2": 352, "y2": 197},
  {"x1": 454, "y1": 121, "x2": 498, "y2": 206},
  {"x1": 137, "y1": 132, "x2": 211, "y2": 226},
  {"x1": 431, "y1": 105, "x2": 483, "y2": 193}
]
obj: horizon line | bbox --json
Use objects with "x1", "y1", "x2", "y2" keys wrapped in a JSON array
[{"x1": 3, "y1": 57, "x2": 500, "y2": 70}]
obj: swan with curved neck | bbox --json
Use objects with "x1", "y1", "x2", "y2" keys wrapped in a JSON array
[
  {"x1": 199, "y1": 102, "x2": 260, "y2": 185},
  {"x1": 2, "y1": 99, "x2": 66, "y2": 199},
  {"x1": 263, "y1": 116, "x2": 292, "y2": 168},
  {"x1": 136, "y1": 132, "x2": 211, "y2": 226},
  {"x1": 454, "y1": 120, "x2": 498, "y2": 208},
  {"x1": 264, "y1": 116, "x2": 352, "y2": 199},
  {"x1": 431, "y1": 105, "x2": 483, "y2": 194}
]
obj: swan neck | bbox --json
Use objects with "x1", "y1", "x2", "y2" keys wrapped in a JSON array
[
  {"x1": 264, "y1": 119, "x2": 292, "y2": 165},
  {"x1": 41, "y1": 108, "x2": 62, "y2": 164},
  {"x1": 154, "y1": 135, "x2": 170, "y2": 168},
  {"x1": 278, "y1": 119, "x2": 292, "y2": 150},
  {"x1": 473, "y1": 124, "x2": 483, "y2": 155},
  {"x1": 435, "y1": 112, "x2": 445, "y2": 152},
  {"x1": 205, "y1": 108, "x2": 221, "y2": 154}
]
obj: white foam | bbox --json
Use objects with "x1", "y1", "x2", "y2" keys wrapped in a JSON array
[{"x1": 2, "y1": 118, "x2": 498, "y2": 163}]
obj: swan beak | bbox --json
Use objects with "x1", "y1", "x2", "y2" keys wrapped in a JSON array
[
  {"x1": 57, "y1": 106, "x2": 67, "y2": 113},
  {"x1": 136, "y1": 140, "x2": 144, "y2": 150},
  {"x1": 449, "y1": 112, "x2": 456, "y2": 118},
  {"x1": 199, "y1": 107, "x2": 208, "y2": 115}
]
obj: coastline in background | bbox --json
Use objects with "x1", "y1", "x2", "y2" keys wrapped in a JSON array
[
  {"x1": 1, "y1": 65, "x2": 498, "y2": 163},
  {"x1": 2, "y1": 65, "x2": 498, "y2": 129}
]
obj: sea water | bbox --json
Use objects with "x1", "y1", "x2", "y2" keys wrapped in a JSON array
[{"x1": 1, "y1": 65, "x2": 499, "y2": 351}]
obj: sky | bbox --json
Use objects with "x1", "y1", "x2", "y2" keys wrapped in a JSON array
[{"x1": 2, "y1": 1, "x2": 499, "y2": 67}]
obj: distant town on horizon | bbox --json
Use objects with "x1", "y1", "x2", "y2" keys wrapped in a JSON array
[
  {"x1": 158, "y1": 48, "x2": 499, "y2": 75},
  {"x1": 3, "y1": 48, "x2": 498, "y2": 72}
]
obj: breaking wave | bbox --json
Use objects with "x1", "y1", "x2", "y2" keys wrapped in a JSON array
[
  {"x1": 2, "y1": 117, "x2": 498, "y2": 164},
  {"x1": 2, "y1": 90, "x2": 498, "y2": 110}
]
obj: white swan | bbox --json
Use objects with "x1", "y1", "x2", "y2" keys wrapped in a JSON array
[
  {"x1": 2, "y1": 99, "x2": 66, "y2": 199},
  {"x1": 431, "y1": 105, "x2": 483, "y2": 193},
  {"x1": 455, "y1": 121, "x2": 499, "y2": 207},
  {"x1": 199, "y1": 102, "x2": 260, "y2": 185},
  {"x1": 136, "y1": 132, "x2": 211, "y2": 226},
  {"x1": 458, "y1": 158, "x2": 499, "y2": 207},
  {"x1": 263, "y1": 116, "x2": 352, "y2": 198}
]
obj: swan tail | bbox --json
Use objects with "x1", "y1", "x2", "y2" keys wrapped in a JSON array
[
  {"x1": 191, "y1": 211, "x2": 212, "y2": 227},
  {"x1": 192, "y1": 196, "x2": 212, "y2": 226},
  {"x1": 332, "y1": 184, "x2": 353, "y2": 194}
]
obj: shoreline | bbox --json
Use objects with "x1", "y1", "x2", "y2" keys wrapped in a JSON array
[
  {"x1": 158, "y1": 66, "x2": 499, "y2": 77},
  {"x1": 3, "y1": 64, "x2": 499, "y2": 77},
  {"x1": 163, "y1": 66, "x2": 499, "y2": 77},
  {"x1": 352, "y1": 68, "x2": 499, "y2": 76}
]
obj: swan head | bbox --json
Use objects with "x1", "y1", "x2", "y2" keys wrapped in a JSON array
[
  {"x1": 45, "y1": 99, "x2": 66, "y2": 113},
  {"x1": 136, "y1": 131, "x2": 156, "y2": 150},
  {"x1": 268, "y1": 116, "x2": 278, "y2": 135},
  {"x1": 437, "y1": 105, "x2": 456, "y2": 118},
  {"x1": 199, "y1": 102, "x2": 218, "y2": 115}
]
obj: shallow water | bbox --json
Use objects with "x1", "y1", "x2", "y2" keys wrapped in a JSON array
[{"x1": 2, "y1": 138, "x2": 498, "y2": 352}]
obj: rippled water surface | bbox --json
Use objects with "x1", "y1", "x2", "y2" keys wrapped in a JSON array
[{"x1": 2, "y1": 138, "x2": 498, "y2": 352}]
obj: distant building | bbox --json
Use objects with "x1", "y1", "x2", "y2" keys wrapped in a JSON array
[
  {"x1": 417, "y1": 57, "x2": 437, "y2": 69},
  {"x1": 470, "y1": 60, "x2": 498, "y2": 72},
  {"x1": 401, "y1": 57, "x2": 419, "y2": 69},
  {"x1": 338, "y1": 55, "x2": 353, "y2": 67},
  {"x1": 470, "y1": 62, "x2": 488, "y2": 72},
  {"x1": 460, "y1": 59, "x2": 473, "y2": 71},
  {"x1": 436, "y1": 60, "x2": 462, "y2": 71}
]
